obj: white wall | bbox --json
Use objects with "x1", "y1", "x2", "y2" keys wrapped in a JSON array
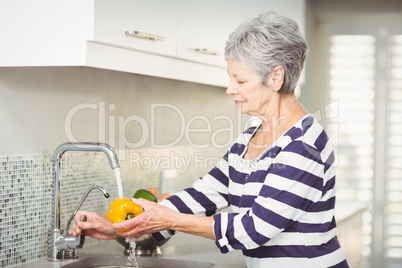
[{"x1": 0, "y1": 67, "x2": 248, "y2": 159}]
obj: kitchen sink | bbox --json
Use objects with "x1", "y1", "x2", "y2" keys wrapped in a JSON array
[{"x1": 60, "y1": 256, "x2": 215, "y2": 268}]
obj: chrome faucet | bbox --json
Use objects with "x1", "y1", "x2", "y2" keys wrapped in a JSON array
[
  {"x1": 65, "y1": 185, "x2": 110, "y2": 232},
  {"x1": 54, "y1": 185, "x2": 110, "y2": 259},
  {"x1": 48, "y1": 142, "x2": 120, "y2": 262}
]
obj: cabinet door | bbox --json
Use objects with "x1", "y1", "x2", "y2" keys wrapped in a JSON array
[
  {"x1": 176, "y1": 0, "x2": 305, "y2": 69},
  {"x1": 94, "y1": 0, "x2": 177, "y2": 57},
  {"x1": 230, "y1": 0, "x2": 305, "y2": 37},
  {"x1": 176, "y1": 0, "x2": 232, "y2": 68},
  {"x1": 0, "y1": 0, "x2": 93, "y2": 42}
]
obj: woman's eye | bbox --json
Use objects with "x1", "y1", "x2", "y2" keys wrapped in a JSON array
[{"x1": 237, "y1": 80, "x2": 245, "y2": 84}]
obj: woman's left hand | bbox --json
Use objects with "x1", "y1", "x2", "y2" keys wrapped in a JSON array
[{"x1": 113, "y1": 198, "x2": 179, "y2": 238}]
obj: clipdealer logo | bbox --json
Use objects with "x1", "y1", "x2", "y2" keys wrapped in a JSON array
[
  {"x1": 63, "y1": 100, "x2": 340, "y2": 171},
  {"x1": 63, "y1": 101, "x2": 255, "y2": 161}
]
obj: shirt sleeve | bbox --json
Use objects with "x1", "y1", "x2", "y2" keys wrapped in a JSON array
[
  {"x1": 213, "y1": 145, "x2": 327, "y2": 253},
  {"x1": 152, "y1": 151, "x2": 231, "y2": 242}
]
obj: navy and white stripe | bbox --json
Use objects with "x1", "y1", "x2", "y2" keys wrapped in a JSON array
[{"x1": 154, "y1": 115, "x2": 348, "y2": 268}]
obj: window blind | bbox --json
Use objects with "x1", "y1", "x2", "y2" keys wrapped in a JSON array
[
  {"x1": 386, "y1": 35, "x2": 402, "y2": 260},
  {"x1": 328, "y1": 35, "x2": 375, "y2": 204}
]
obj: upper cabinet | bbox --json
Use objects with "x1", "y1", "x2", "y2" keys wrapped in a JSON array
[
  {"x1": 230, "y1": 0, "x2": 306, "y2": 36},
  {"x1": 94, "y1": 0, "x2": 177, "y2": 57},
  {"x1": 0, "y1": 0, "x2": 305, "y2": 87},
  {"x1": 175, "y1": 0, "x2": 305, "y2": 68},
  {"x1": 176, "y1": 0, "x2": 232, "y2": 68}
]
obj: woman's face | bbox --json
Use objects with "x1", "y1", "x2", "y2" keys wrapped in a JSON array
[{"x1": 226, "y1": 60, "x2": 272, "y2": 117}]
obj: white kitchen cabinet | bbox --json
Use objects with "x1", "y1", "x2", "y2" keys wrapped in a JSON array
[
  {"x1": 176, "y1": 0, "x2": 305, "y2": 68},
  {"x1": 0, "y1": 0, "x2": 177, "y2": 56},
  {"x1": 94, "y1": 0, "x2": 177, "y2": 57},
  {"x1": 0, "y1": 0, "x2": 305, "y2": 87},
  {"x1": 0, "y1": 0, "x2": 177, "y2": 59},
  {"x1": 0, "y1": 0, "x2": 226, "y2": 86},
  {"x1": 0, "y1": 0, "x2": 92, "y2": 66},
  {"x1": 0, "y1": 1, "x2": 93, "y2": 43},
  {"x1": 176, "y1": 0, "x2": 232, "y2": 68},
  {"x1": 230, "y1": 0, "x2": 306, "y2": 39},
  {"x1": 0, "y1": 0, "x2": 227, "y2": 86}
]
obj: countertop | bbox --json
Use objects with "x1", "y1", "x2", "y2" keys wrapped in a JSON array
[{"x1": 10, "y1": 232, "x2": 246, "y2": 268}]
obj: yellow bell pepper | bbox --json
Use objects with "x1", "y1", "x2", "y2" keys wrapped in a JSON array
[{"x1": 106, "y1": 198, "x2": 143, "y2": 230}]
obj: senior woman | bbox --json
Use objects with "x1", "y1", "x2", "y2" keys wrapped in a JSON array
[{"x1": 70, "y1": 11, "x2": 349, "y2": 267}]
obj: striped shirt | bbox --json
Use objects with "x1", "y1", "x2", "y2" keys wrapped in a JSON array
[{"x1": 154, "y1": 114, "x2": 349, "y2": 268}]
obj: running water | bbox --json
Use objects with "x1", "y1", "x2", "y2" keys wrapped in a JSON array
[
  {"x1": 115, "y1": 169, "x2": 138, "y2": 267},
  {"x1": 114, "y1": 168, "x2": 138, "y2": 267},
  {"x1": 126, "y1": 237, "x2": 139, "y2": 268},
  {"x1": 114, "y1": 168, "x2": 124, "y2": 199}
]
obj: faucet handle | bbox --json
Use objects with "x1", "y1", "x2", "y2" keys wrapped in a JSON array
[
  {"x1": 55, "y1": 214, "x2": 86, "y2": 259},
  {"x1": 77, "y1": 214, "x2": 87, "y2": 249},
  {"x1": 55, "y1": 233, "x2": 85, "y2": 250}
]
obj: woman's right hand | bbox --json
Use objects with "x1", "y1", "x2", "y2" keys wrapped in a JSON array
[{"x1": 68, "y1": 211, "x2": 119, "y2": 240}]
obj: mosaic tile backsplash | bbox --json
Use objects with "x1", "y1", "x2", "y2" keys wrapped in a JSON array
[{"x1": 0, "y1": 145, "x2": 221, "y2": 267}]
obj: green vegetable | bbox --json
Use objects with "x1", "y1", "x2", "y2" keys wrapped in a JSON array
[
  {"x1": 133, "y1": 189, "x2": 158, "y2": 202},
  {"x1": 125, "y1": 213, "x2": 135, "y2": 220}
]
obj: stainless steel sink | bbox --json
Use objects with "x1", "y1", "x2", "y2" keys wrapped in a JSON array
[{"x1": 60, "y1": 256, "x2": 215, "y2": 268}]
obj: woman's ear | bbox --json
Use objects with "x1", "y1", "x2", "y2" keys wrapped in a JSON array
[{"x1": 266, "y1": 66, "x2": 284, "y2": 92}]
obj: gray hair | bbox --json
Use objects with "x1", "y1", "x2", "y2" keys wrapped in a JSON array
[{"x1": 225, "y1": 11, "x2": 308, "y2": 94}]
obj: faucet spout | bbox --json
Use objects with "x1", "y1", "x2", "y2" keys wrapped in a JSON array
[
  {"x1": 48, "y1": 142, "x2": 119, "y2": 262},
  {"x1": 53, "y1": 142, "x2": 120, "y2": 169}
]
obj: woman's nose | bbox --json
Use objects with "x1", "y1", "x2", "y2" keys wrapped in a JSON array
[{"x1": 226, "y1": 81, "x2": 238, "y2": 95}]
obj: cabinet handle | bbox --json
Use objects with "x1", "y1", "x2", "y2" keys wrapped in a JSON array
[
  {"x1": 195, "y1": 48, "x2": 220, "y2": 55},
  {"x1": 125, "y1": 31, "x2": 165, "y2": 41}
]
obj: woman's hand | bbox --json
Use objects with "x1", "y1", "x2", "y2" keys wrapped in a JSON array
[
  {"x1": 114, "y1": 198, "x2": 215, "y2": 240},
  {"x1": 113, "y1": 198, "x2": 179, "y2": 238},
  {"x1": 68, "y1": 211, "x2": 119, "y2": 240},
  {"x1": 68, "y1": 197, "x2": 215, "y2": 241}
]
